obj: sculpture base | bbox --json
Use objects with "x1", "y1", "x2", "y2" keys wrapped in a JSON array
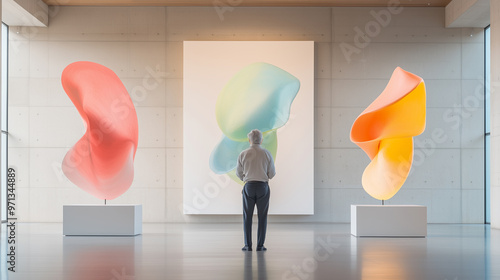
[
  {"x1": 351, "y1": 205, "x2": 427, "y2": 237},
  {"x1": 63, "y1": 205, "x2": 142, "y2": 236}
]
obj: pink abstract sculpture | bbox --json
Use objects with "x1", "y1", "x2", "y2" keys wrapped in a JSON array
[{"x1": 61, "y1": 61, "x2": 139, "y2": 200}]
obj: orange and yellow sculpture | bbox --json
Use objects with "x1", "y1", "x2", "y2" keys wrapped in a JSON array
[{"x1": 350, "y1": 67, "x2": 426, "y2": 201}]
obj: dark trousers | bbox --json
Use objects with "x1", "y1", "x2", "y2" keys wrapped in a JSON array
[{"x1": 242, "y1": 181, "x2": 270, "y2": 248}]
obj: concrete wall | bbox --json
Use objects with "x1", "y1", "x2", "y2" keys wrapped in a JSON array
[{"x1": 7, "y1": 6, "x2": 485, "y2": 223}]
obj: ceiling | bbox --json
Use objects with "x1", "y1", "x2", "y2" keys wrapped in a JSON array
[{"x1": 42, "y1": 0, "x2": 453, "y2": 7}]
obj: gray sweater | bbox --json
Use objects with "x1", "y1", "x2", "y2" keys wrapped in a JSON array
[{"x1": 236, "y1": 144, "x2": 276, "y2": 183}]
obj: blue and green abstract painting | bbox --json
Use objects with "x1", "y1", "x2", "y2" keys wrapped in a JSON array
[{"x1": 209, "y1": 62, "x2": 300, "y2": 184}]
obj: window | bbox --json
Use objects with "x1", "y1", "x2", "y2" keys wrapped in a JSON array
[
  {"x1": 1, "y1": 23, "x2": 7, "y2": 222},
  {"x1": 485, "y1": 25, "x2": 490, "y2": 224}
]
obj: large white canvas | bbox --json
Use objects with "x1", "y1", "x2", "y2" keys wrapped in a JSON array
[{"x1": 183, "y1": 41, "x2": 314, "y2": 215}]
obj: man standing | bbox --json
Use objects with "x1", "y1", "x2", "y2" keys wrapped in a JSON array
[{"x1": 236, "y1": 129, "x2": 276, "y2": 251}]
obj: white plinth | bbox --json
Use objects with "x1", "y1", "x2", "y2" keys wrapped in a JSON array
[
  {"x1": 351, "y1": 205, "x2": 427, "y2": 237},
  {"x1": 63, "y1": 205, "x2": 142, "y2": 236}
]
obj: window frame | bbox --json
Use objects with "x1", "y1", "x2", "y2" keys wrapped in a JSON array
[
  {"x1": 1, "y1": 22, "x2": 8, "y2": 223},
  {"x1": 485, "y1": 25, "x2": 490, "y2": 224}
]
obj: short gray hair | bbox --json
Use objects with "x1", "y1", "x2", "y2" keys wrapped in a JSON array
[{"x1": 248, "y1": 129, "x2": 263, "y2": 145}]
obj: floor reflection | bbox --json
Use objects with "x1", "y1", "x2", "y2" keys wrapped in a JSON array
[
  {"x1": 0, "y1": 223, "x2": 497, "y2": 280},
  {"x1": 425, "y1": 225, "x2": 488, "y2": 279},
  {"x1": 488, "y1": 228, "x2": 500, "y2": 279},
  {"x1": 63, "y1": 235, "x2": 141, "y2": 280},
  {"x1": 356, "y1": 237, "x2": 427, "y2": 280},
  {"x1": 243, "y1": 251, "x2": 267, "y2": 280},
  {"x1": 351, "y1": 225, "x2": 490, "y2": 280}
]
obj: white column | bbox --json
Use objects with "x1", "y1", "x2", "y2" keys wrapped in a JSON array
[
  {"x1": 490, "y1": 0, "x2": 500, "y2": 229},
  {"x1": 0, "y1": 1, "x2": 2, "y2": 223}
]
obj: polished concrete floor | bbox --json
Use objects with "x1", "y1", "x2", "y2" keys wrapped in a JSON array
[{"x1": 1, "y1": 222, "x2": 500, "y2": 280}]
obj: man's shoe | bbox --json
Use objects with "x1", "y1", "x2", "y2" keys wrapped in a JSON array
[
  {"x1": 256, "y1": 246, "x2": 267, "y2": 251},
  {"x1": 242, "y1": 246, "x2": 252, "y2": 251}
]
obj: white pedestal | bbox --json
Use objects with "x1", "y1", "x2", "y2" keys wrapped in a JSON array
[
  {"x1": 63, "y1": 205, "x2": 142, "y2": 236},
  {"x1": 351, "y1": 205, "x2": 427, "y2": 237}
]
